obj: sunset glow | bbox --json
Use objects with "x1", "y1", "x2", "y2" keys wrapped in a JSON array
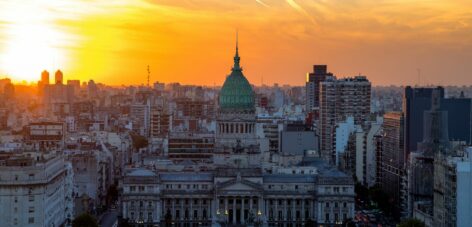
[{"x1": 0, "y1": 0, "x2": 471, "y2": 85}]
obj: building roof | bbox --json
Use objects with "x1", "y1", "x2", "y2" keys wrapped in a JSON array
[
  {"x1": 218, "y1": 37, "x2": 255, "y2": 111},
  {"x1": 160, "y1": 172, "x2": 213, "y2": 182},
  {"x1": 263, "y1": 174, "x2": 316, "y2": 183}
]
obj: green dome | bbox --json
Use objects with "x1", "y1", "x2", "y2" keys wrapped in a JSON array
[{"x1": 219, "y1": 42, "x2": 255, "y2": 111}]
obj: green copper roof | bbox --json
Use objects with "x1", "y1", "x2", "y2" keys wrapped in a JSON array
[{"x1": 219, "y1": 39, "x2": 255, "y2": 111}]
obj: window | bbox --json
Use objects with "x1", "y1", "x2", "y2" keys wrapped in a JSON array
[
  {"x1": 325, "y1": 213, "x2": 330, "y2": 222},
  {"x1": 295, "y1": 185, "x2": 299, "y2": 190},
  {"x1": 148, "y1": 212, "x2": 153, "y2": 221},
  {"x1": 29, "y1": 196, "x2": 34, "y2": 202},
  {"x1": 130, "y1": 212, "x2": 135, "y2": 219},
  {"x1": 139, "y1": 186, "x2": 145, "y2": 192},
  {"x1": 28, "y1": 207, "x2": 35, "y2": 213},
  {"x1": 148, "y1": 202, "x2": 152, "y2": 207},
  {"x1": 130, "y1": 186, "x2": 136, "y2": 192},
  {"x1": 28, "y1": 174, "x2": 34, "y2": 180},
  {"x1": 194, "y1": 210, "x2": 198, "y2": 218},
  {"x1": 334, "y1": 202, "x2": 338, "y2": 208},
  {"x1": 28, "y1": 217, "x2": 34, "y2": 224},
  {"x1": 343, "y1": 202, "x2": 347, "y2": 208},
  {"x1": 325, "y1": 202, "x2": 329, "y2": 208}
]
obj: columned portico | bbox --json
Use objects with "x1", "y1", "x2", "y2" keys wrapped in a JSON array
[{"x1": 216, "y1": 195, "x2": 262, "y2": 225}]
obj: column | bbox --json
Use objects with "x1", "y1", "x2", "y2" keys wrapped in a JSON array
[
  {"x1": 225, "y1": 197, "x2": 229, "y2": 223},
  {"x1": 212, "y1": 197, "x2": 217, "y2": 223},
  {"x1": 292, "y1": 199, "x2": 295, "y2": 222},
  {"x1": 283, "y1": 199, "x2": 287, "y2": 221},
  {"x1": 232, "y1": 197, "x2": 236, "y2": 224},
  {"x1": 190, "y1": 198, "x2": 193, "y2": 221},
  {"x1": 260, "y1": 197, "x2": 267, "y2": 225},
  {"x1": 249, "y1": 197, "x2": 253, "y2": 212},
  {"x1": 275, "y1": 199, "x2": 278, "y2": 221},
  {"x1": 301, "y1": 199, "x2": 305, "y2": 220},
  {"x1": 172, "y1": 199, "x2": 175, "y2": 219},
  {"x1": 241, "y1": 197, "x2": 245, "y2": 224},
  {"x1": 181, "y1": 199, "x2": 184, "y2": 221},
  {"x1": 156, "y1": 199, "x2": 161, "y2": 223}
]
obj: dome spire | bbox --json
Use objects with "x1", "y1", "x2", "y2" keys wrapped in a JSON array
[{"x1": 232, "y1": 30, "x2": 241, "y2": 72}]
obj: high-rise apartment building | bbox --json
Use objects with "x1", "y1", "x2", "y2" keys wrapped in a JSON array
[
  {"x1": 319, "y1": 76, "x2": 371, "y2": 162},
  {"x1": 150, "y1": 107, "x2": 171, "y2": 139},
  {"x1": 0, "y1": 152, "x2": 74, "y2": 227},
  {"x1": 379, "y1": 112, "x2": 406, "y2": 217},
  {"x1": 433, "y1": 147, "x2": 472, "y2": 227},
  {"x1": 305, "y1": 65, "x2": 332, "y2": 112}
]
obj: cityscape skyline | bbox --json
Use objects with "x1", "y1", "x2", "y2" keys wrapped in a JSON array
[
  {"x1": 1, "y1": 1, "x2": 472, "y2": 227},
  {"x1": 1, "y1": 0, "x2": 472, "y2": 86}
]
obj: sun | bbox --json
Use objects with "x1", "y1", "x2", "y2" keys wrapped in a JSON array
[{"x1": 0, "y1": 1, "x2": 68, "y2": 83}]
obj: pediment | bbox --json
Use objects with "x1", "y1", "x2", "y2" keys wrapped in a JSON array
[{"x1": 218, "y1": 179, "x2": 263, "y2": 191}]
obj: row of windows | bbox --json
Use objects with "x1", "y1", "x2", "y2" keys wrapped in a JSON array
[
  {"x1": 165, "y1": 199, "x2": 209, "y2": 205},
  {"x1": 267, "y1": 184, "x2": 309, "y2": 190},
  {"x1": 325, "y1": 202, "x2": 349, "y2": 208},
  {"x1": 129, "y1": 185, "x2": 154, "y2": 192},
  {"x1": 268, "y1": 199, "x2": 309, "y2": 206},
  {"x1": 165, "y1": 184, "x2": 209, "y2": 190}
]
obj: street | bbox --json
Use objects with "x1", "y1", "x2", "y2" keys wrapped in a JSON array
[{"x1": 100, "y1": 210, "x2": 118, "y2": 227}]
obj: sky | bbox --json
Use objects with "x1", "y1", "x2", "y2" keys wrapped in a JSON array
[{"x1": 0, "y1": 0, "x2": 471, "y2": 86}]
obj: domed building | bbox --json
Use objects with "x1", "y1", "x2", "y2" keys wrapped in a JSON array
[{"x1": 215, "y1": 38, "x2": 260, "y2": 157}]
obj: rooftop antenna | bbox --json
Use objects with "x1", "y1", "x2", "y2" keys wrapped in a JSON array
[
  {"x1": 417, "y1": 68, "x2": 421, "y2": 87},
  {"x1": 147, "y1": 65, "x2": 150, "y2": 87}
]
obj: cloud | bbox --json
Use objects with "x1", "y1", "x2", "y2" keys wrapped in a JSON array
[
  {"x1": 255, "y1": 0, "x2": 269, "y2": 8},
  {"x1": 286, "y1": 0, "x2": 316, "y2": 25}
]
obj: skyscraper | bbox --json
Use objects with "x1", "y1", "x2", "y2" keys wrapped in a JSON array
[
  {"x1": 55, "y1": 69, "x2": 63, "y2": 85},
  {"x1": 403, "y1": 86, "x2": 471, "y2": 154},
  {"x1": 41, "y1": 70, "x2": 49, "y2": 85},
  {"x1": 305, "y1": 65, "x2": 332, "y2": 112},
  {"x1": 379, "y1": 111, "x2": 405, "y2": 218},
  {"x1": 320, "y1": 76, "x2": 371, "y2": 162}
]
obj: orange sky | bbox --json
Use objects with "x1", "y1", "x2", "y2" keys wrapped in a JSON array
[{"x1": 0, "y1": 0, "x2": 471, "y2": 86}]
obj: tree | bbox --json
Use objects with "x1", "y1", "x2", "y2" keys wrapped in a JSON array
[
  {"x1": 72, "y1": 213, "x2": 99, "y2": 227},
  {"x1": 398, "y1": 218, "x2": 426, "y2": 227},
  {"x1": 130, "y1": 132, "x2": 148, "y2": 150}
]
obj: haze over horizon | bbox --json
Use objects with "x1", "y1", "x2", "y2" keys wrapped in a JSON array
[{"x1": 1, "y1": 0, "x2": 471, "y2": 86}]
